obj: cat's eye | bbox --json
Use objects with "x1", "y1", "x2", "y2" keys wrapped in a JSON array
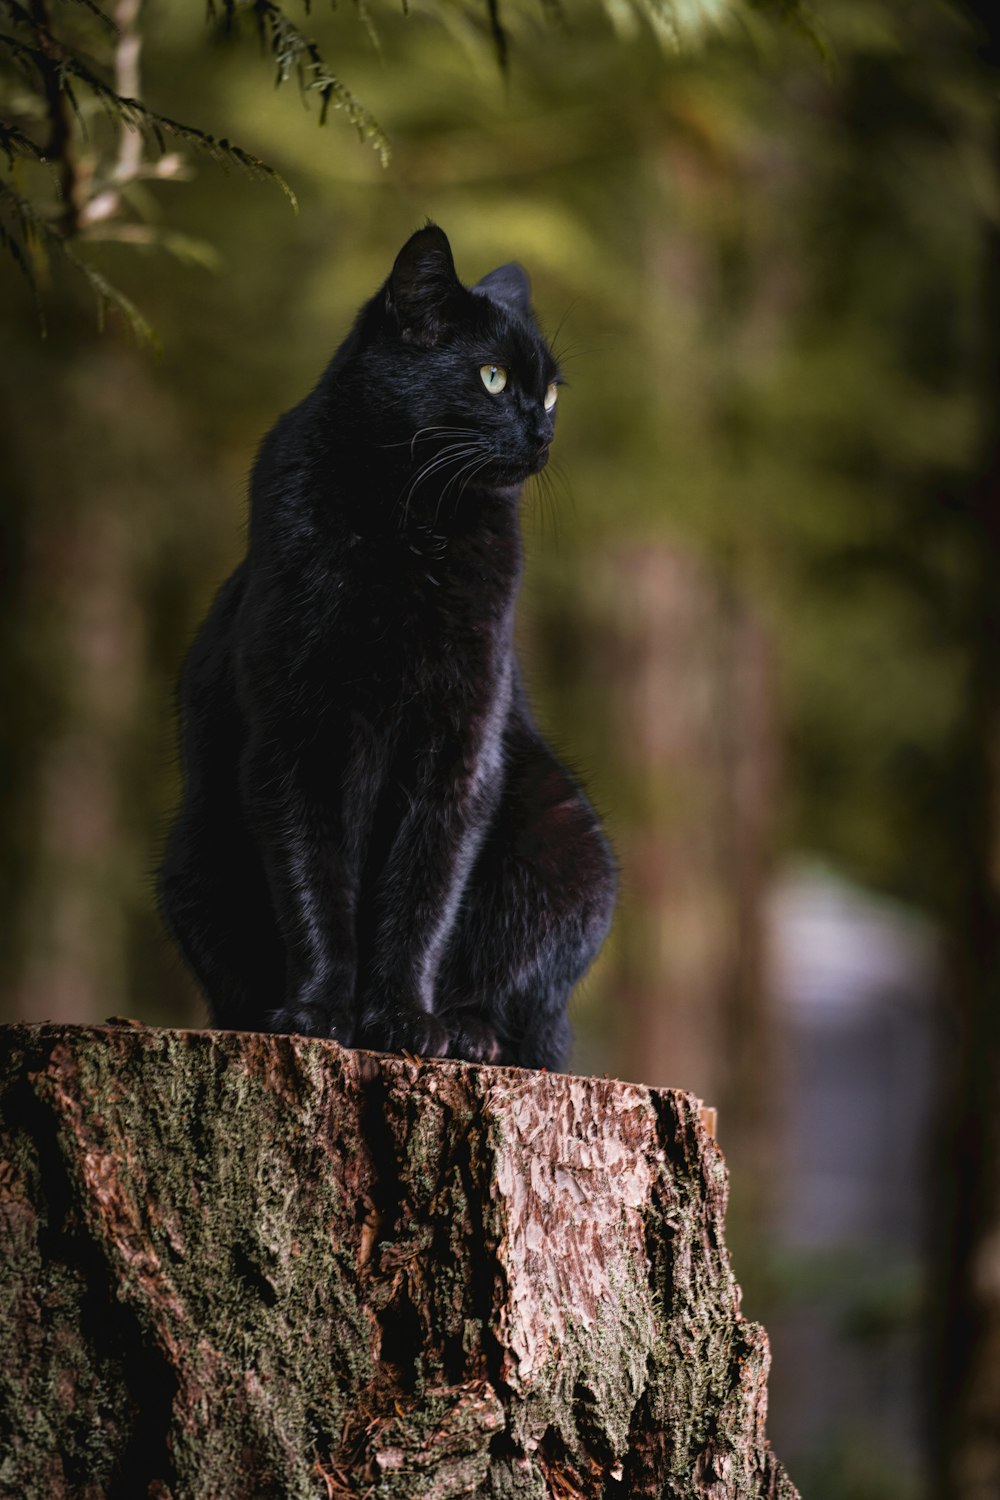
[
  {"x1": 544, "y1": 383, "x2": 558, "y2": 412},
  {"x1": 480, "y1": 364, "x2": 508, "y2": 395}
]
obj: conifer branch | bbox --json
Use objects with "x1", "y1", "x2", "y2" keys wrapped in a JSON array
[
  {"x1": 0, "y1": 0, "x2": 817, "y2": 339},
  {"x1": 0, "y1": 173, "x2": 38, "y2": 255},
  {"x1": 61, "y1": 243, "x2": 159, "y2": 344},
  {"x1": 60, "y1": 0, "x2": 118, "y2": 37},
  {"x1": 243, "y1": 0, "x2": 390, "y2": 164},
  {"x1": 352, "y1": 0, "x2": 383, "y2": 60},
  {"x1": 23, "y1": 0, "x2": 84, "y2": 229},
  {"x1": 0, "y1": 118, "x2": 47, "y2": 164},
  {"x1": 0, "y1": 170, "x2": 159, "y2": 341},
  {"x1": 2, "y1": 20, "x2": 299, "y2": 197},
  {"x1": 75, "y1": 0, "x2": 141, "y2": 227}
]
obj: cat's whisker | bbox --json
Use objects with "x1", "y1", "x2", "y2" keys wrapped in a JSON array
[
  {"x1": 549, "y1": 299, "x2": 580, "y2": 346},
  {"x1": 404, "y1": 445, "x2": 484, "y2": 499},
  {"x1": 377, "y1": 425, "x2": 481, "y2": 453},
  {"x1": 461, "y1": 457, "x2": 495, "y2": 504},
  {"x1": 527, "y1": 470, "x2": 551, "y2": 543},
  {"x1": 527, "y1": 460, "x2": 571, "y2": 549},
  {"x1": 401, "y1": 442, "x2": 481, "y2": 492},
  {"x1": 396, "y1": 442, "x2": 487, "y2": 521},
  {"x1": 425, "y1": 450, "x2": 492, "y2": 524},
  {"x1": 442, "y1": 449, "x2": 492, "y2": 500},
  {"x1": 434, "y1": 454, "x2": 493, "y2": 524},
  {"x1": 409, "y1": 427, "x2": 481, "y2": 461},
  {"x1": 428, "y1": 451, "x2": 477, "y2": 521},
  {"x1": 547, "y1": 459, "x2": 576, "y2": 523},
  {"x1": 443, "y1": 455, "x2": 496, "y2": 523}
]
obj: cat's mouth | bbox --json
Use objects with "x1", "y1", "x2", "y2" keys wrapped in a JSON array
[{"x1": 487, "y1": 445, "x2": 550, "y2": 485}]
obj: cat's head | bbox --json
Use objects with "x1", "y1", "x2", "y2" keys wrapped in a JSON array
[{"x1": 348, "y1": 225, "x2": 560, "y2": 492}]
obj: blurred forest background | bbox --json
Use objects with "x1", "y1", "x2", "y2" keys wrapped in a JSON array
[{"x1": 3, "y1": 0, "x2": 1000, "y2": 1495}]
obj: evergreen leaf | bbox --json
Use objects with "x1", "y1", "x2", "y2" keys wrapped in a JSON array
[
  {"x1": 745, "y1": 0, "x2": 831, "y2": 60},
  {"x1": 0, "y1": 215, "x2": 33, "y2": 284},
  {"x1": 0, "y1": 171, "x2": 52, "y2": 241},
  {"x1": 1, "y1": 17, "x2": 301, "y2": 207},
  {"x1": 204, "y1": 0, "x2": 239, "y2": 26},
  {"x1": 0, "y1": 119, "x2": 46, "y2": 165},
  {"x1": 0, "y1": 28, "x2": 46, "y2": 75},
  {"x1": 0, "y1": 0, "x2": 37, "y2": 32},
  {"x1": 58, "y1": 0, "x2": 119, "y2": 37},
  {"x1": 353, "y1": 0, "x2": 383, "y2": 61},
  {"x1": 247, "y1": 1, "x2": 390, "y2": 163},
  {"x1": 0, "y1": 216, "x2": 45, "y2": 331},
  {"x1": 62, "y1": 243, "x2": 162, "y2": 348},
  {"x1": 485, "y1": 0, "x2": 509, "y2": 71},
  {"x1": 136, "y1": 111, "x2": 301, "y2": 209},
  {"x1": 0, "y1": 174, "x2": 159, "y2": 345}
]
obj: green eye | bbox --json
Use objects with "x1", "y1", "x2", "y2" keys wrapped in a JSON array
[
  {"x1": 544, "y1": 382, "x2": 558, "y2": 412},
  {"x1": 480, "y1": 364, "x2": 508, "y2": 395}
]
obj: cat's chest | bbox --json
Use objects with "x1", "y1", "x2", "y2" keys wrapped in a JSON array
[
  {"x1": 327, "y1": 558, "x2": 513, "y2": 782},
  {"x1": 338, "y1": 535, "x2": 517, "y2": 675}
]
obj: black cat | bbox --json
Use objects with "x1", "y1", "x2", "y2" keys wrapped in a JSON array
[{"x1": 158, "y1": 225, "x2": 616, "y2": 1069}]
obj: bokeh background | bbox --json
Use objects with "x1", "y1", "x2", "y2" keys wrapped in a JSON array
[{"x1": 3, "y1": 1, "x2": 999, "y2": 1494}]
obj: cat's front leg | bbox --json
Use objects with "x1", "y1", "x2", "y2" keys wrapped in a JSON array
[
  {"x1": 436, "y1": 716, "x2": 618, "y2": 1072},
  {"x1": 355, "y1": 774, "x2": 499, "y2": 1058},
  {"x1": 241, "y1": 732, "x2": 360, "y2": 1043}
]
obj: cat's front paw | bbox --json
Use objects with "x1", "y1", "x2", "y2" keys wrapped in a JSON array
[
  {"x1": 447, "y1": 1015, "x2": 505, "y2": 1065},
  {"x1": 267, "y1": 1002, "x2": 355, "y2": 1046},
  {"x1": 358, "y1": 1003, "x2": 450, "y2": 1060},
  {"x1": 268, "y1": 974, "x2": 356, "y2": 1045}
]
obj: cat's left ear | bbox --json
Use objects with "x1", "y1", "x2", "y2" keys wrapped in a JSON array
[
  {"x1": 387, "y1": 225, "x2": 462, "y2": 346},
  {"x1": 472, "y1": 263, "x2": 532, "y2": 317}
]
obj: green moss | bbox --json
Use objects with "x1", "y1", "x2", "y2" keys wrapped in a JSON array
[
  {"x1": 2, "y1": 1029, "x2": 380, "y2": 1497},
  {"x1": 1, "y1": 1027, "x2": 798, "y2": 1499}
]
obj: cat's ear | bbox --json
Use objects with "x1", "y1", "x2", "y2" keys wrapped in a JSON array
[
  {"x1": 387, "y1": 225, "x2": 462, "y2": 345},
  {"x1": 472, "y1": 263, "x2": 532, "y2": 316}
]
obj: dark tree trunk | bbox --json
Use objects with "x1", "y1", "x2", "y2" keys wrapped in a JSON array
[
  {"x1": 0, "y1": 1022, "x2": 797, "y2": 1499},
  {"x1": 934, "y1": 107, "x2": 1000, "y2": 1500}
]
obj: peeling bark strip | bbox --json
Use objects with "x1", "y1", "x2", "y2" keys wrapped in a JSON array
[{"x1": 0, "y1": 1024, "x2": 798, "y2": 1499}]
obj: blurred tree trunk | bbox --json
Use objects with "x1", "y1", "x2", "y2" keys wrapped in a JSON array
[
  {"x1": 586, "y1": 545, "x2": 779, "y2": 1178},
  {"x1": 935, "y1": 76, "x2": 1000, "y2": 1497},
  {"x1": 11, "y1": 356, "x2": 143, "y2": 1024},
  {"x1": 0, "y1": 1021, "x2": 798, "y2": 1499},
  {"x1": 0, "y1": 338, "x2": 219, "y2": 1028}
]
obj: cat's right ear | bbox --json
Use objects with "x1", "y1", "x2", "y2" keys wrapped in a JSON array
[
  {"x1": 386, "y1": 225, "x2": 462, "y2": 346},
  {"x1": 472, "y1": 263, "x2": 532, "y2": 316}
]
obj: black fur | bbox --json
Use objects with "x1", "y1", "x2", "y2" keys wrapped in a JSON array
[{"x1": 158, "y1": 226, "x2": 616, "y2": 1069}]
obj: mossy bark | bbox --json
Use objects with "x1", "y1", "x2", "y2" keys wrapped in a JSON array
[{"x1": 0, "y1": 1023, "x2": 798, "y2": 1499}]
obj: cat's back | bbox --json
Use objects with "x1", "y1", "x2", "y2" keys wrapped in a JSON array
[
  {"x1": 174, "y1": 561, "x2": 248, "y2": 792},
  {"x1": 183, "y1": 561, "x2": 246, "y2": 703}
]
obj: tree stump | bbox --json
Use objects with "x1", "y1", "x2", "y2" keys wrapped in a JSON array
[{"x1": 0, "y1": 1023, "x2": 798, "y2": 1499}]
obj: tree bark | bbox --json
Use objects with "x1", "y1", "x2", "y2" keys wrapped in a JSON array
[{"x1": 0, "y1": 1022, "x2": 798, "y2": 1500}]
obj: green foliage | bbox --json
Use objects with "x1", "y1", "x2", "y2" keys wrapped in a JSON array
[
  {"x1": 0, "y1": 0, "x2": 393, "y2": 334},
  {"x1": 0, "y1": 0, "x2": 789, "y2": 336},
  {"x1": 207, "y1": 0, "x2": 389, "y2": 159}
]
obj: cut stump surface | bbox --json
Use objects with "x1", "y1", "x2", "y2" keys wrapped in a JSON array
[{"x1": 0, "y1": 1023, "x2": 798, "y2": 1499}]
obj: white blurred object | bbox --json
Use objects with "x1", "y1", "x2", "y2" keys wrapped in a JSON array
[{"x1": 764, "y1": 858, "x2": 940, "y2": 1480}]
